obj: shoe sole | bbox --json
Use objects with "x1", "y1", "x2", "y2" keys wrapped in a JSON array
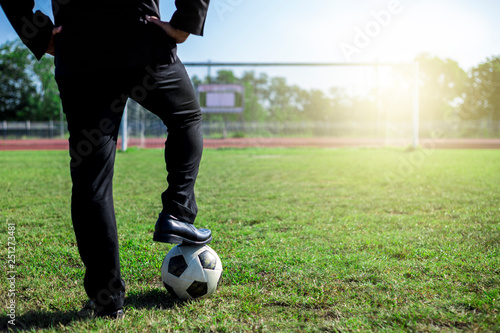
[
  {"x1": 153, "y1": 232, "x2": 212, "y2": 246},
  {"x1": 95, "y1": 311, "x2": 125, "y2": 320}
]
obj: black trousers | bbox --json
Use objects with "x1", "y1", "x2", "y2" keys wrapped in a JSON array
[{"x1": 56, "y1": 59, "x2": 203, "y2": 313}]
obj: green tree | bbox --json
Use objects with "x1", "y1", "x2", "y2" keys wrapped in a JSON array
[
  {"x1": 32, "y1": 55, "x2": 60, "y2": 120},
  {"x1": 416, "y1": 53, "x2": 467, "y2": 122},
  {"x1": 0, "y1": 40, "x2": 38, "y2": 120},
  {"x1": 240, "y1": 71, "x2": 268, "y2": 122},
  {"x1": 302, "y1": 89, "x2": 333, "y2": 121},
  {"x1": 264, "y1": 77, "x2": 305, "y2": 122},
  {"x1": 213, "y1": 69, "x2": 238, "y2": 84},
  {"x1": 462, "y1": 56, "x2": 500, "y2": 121},
  {"x1": 0, "y1": 39, "x2": 60, "y2": 121},
  {"x1": 191, "y1": 74, "x2": 203, "y2": 87}
]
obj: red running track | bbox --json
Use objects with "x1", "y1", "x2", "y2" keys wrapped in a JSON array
[{"x1": 1, "y1": 137, "x2": 500, "y2": 151}]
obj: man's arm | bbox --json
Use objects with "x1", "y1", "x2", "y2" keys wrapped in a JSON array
[
  {"x1": 0, "y1": 0, "x2": 54, "y2": 59},
  {"x1": 169, "y1": 0, "x2": 210, "y2": 36},
  {"x1": 146, "y1": 0, "x2": 210, "y2": 43}
]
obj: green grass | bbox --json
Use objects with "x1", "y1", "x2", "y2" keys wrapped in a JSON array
[{"x1": 1, "y1": 147, "x2": 499, "y2": 332}]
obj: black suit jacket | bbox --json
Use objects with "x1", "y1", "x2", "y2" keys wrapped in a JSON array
[{"x1": 0, "y1": 0, "x2": 210, "y2": 76}]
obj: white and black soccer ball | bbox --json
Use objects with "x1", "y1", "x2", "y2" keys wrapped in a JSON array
[{"x1": 161, "y1": 245, "x2": 222, "y2": 300}]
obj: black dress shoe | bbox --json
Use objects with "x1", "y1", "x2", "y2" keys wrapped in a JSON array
[
  {"x1": 153, "y1": 213, "x2": 212, "y2": 245},
  {"x1": 95, "y1": 309, "x2": 125, "y2": 320}
]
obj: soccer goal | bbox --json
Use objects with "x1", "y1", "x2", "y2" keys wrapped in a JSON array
[{"x1": 120, "y1": 61, "x2": 419, "y2": 150}]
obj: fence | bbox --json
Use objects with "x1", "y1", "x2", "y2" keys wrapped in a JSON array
[
  {"x1": 1, "y1": 119, "x2": 499, "y2": 140},
  {"x1": 1, "y1": 120, "x2": 65, "y2": 139}
]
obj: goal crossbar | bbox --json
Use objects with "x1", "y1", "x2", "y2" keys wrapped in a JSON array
[
  {"x1": 119, "y1": 62, "x2": 420, "y2": 150},
  {"x1": 183, "y1": 62, "x2": 416, "y2": 67}
]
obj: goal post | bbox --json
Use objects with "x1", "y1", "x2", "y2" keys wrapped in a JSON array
[{"x1": 119, "y1": 61, "x2": 420, "y2": 149}]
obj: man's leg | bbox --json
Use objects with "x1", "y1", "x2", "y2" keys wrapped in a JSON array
[
  {"x1": 135, "y1": 61, "x2": 211, "y2": 244},
  {"x1": 56, "y1": 73, "x2": 128, "y2": 314}
]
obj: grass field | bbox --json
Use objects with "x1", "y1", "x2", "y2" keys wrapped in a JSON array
[{"x1": 1, "y1": 147, "x2": 499, "y2": 332}]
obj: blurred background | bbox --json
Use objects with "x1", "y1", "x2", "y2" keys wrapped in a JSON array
[{"x1": 1, "y1": 0, "x2": 499, "y2": 142}]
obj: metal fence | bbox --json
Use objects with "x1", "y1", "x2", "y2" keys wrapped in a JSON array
[
  {"x1": 1, "y1": 119, "x2": 499, "y2": 140},
  {"x1": 1, "y1": 120, "x2": 65, "y2": 139}
]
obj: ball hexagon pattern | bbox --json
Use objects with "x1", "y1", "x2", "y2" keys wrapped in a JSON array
[{"x1": 161, "y1": 245, "x2": 222, "y2": 300}]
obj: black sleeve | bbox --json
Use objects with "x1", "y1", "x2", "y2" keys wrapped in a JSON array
[
  {"x1": 169, "y1": 0, "x2": 210, "y2": 36},
  {"x1": 0, "y1": 0, "x2": 54, "y2": 59}
]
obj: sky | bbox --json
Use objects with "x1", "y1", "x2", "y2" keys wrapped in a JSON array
[{"x1": 1, "y1": 0, "x2": 500, "y2": 89}]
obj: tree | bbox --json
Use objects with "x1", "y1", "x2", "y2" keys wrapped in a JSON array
[
  {"x1": 213, "y1": 69, "x2": 238, "y2": 84},
  {"x1": 462, "y1": 57, "x2": 500, "y2": 121},
  {"x1": 416, "y1": 53, "x2": 467, "y2": 122},
  {"x1": 264, "y1": 77, "x2": 305, "y2": 122},
  {"x1": 0, "y1": 39, "x2": 60, "y2": 121},
  {"x1": 33, "y1": 55, "x2": 61, "y2": 120},
  {"x1": 302, "y1": 89, "x2": 333, "y2": 121},
  {"x1": 240, "y1": 71, "x2": 268, "y2": 122},
  {"x1": 0, "y1": 40, "x2": 38, "y2": 120}
]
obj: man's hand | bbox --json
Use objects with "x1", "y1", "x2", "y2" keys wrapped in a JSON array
[
  {"x1": 145, "y1": 15, "x2": 190, "y2": 43},
  {"x1": 46, "y1": 26, "x2": 63, "y2": 56}
]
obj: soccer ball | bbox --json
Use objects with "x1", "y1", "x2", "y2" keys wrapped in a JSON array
[{"x1": 161, "y1": 245, "x2": 222, "y2": 299}]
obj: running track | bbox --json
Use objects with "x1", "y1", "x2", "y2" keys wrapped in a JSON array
[{"x1": 1, "y1": 137, "x2": 500, "y2": 151}]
